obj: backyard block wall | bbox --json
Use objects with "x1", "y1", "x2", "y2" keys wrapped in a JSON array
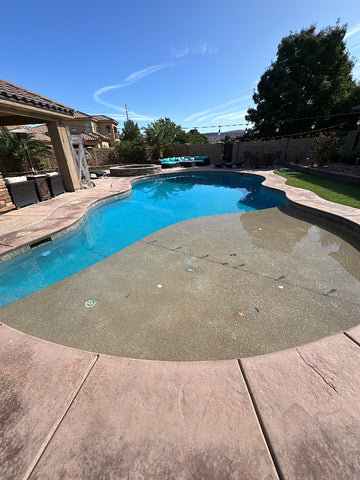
[
  {"x1": 0, "y1": 173, "x2": 15, "y2": 214},
  {"x1": 86, "y1": 147, "x2": 116, "y2": 166},
  {"x1": 232, "y1": 137, "x2": 314, "y2": 164},
  {"x1": 75, "y1": 128, "x2": 360, "y2": 169},
  {"x1": 341, "y1": 130, "x2": 360, "y2": 155},
  {"x1": 164, "y1": 143, "x2": 224, "y2": 163}
]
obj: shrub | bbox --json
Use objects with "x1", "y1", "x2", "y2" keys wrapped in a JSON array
[
  {"x1": 112, "y1": 140, "x2": 147, "y2": 164},
  {"x1": 36, "y1": 161, "x2": 48, "y2": 170},
  {"x1": 311, "y1": 132, "x2": 341, "y2": 166}
]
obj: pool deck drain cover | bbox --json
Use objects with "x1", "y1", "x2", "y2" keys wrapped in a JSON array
[
  {"x1": 185, "y1": 267, "x2": 195, "y2": 273},
  {"x1": 85, "y1": 299, "x2": 97, "y2": 308}
]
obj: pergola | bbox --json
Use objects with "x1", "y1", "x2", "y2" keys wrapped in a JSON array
[{"x1": 0, "y1": 79, "x2": 79, "y2": 191}]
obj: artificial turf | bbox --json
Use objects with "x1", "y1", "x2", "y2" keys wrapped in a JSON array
[{"x1": 274, "y1": 170, "x2": 360, "y2": 209}]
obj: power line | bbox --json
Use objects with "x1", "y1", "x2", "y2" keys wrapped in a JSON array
[
  {"x1": 183, "y1": 110, "x2": 360, "y2": 132},
  {"x1": 131, "y1": 110, "x2": 359, "y2": 136}
]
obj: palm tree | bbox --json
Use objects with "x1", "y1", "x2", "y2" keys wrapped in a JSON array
[
  {"x1": 144, "y1": 118, "x2": 183, "y2": 158},
  {"x1": 0, "y1": 126, "x2": 52, "y2": 173}
]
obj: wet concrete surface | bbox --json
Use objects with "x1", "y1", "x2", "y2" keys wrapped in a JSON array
[{"x1": 2, "y1": 207, "x2": 359, "y2": 361}]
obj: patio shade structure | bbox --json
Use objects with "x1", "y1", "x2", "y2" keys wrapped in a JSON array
[{"x1": 0, "y1": 79, "x2": 79, "y2": 191}]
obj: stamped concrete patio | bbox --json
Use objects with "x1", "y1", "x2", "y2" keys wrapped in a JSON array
[{"x1": 1, "y1": 167, "x2": 360, "y2": 479}]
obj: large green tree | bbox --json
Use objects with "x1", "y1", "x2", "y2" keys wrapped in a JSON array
[
  {"x1": 144, "y1": 117, "x2": 184, "y2": 157},
  {"x1": 246, "y1": 24, "x2": 360, "y2": 137},
  {"x1": 108, "y1": 119, "x2": 147, "y2": 164},
  {"x1": 186, "y1": 128, "x2": 209, "y2": 144},
  {"x1": 120, "y1": 119, "x2": 142, "y2": 142}
]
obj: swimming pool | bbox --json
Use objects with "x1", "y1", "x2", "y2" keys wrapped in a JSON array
[{"x1": 0, "y1": 172, "x2": 285, "y2": 307}]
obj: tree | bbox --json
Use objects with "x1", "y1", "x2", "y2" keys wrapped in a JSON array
[
  {"x1": 110, "y1": 140, "x2": 146, "y2": 164},
  {"x1": 144, "y1": 117, "x2": 184, "y2": 157},
  {"x1": 186, "y1": 128, "x2": 209, "y2": 144},
  {"x1": 108, "y1": 119, "x2": 147, "y2": 164},
  {"x1": 120, "y1": 119, "x2": 142, "y2": 142},
  {"x1": 246, "y1": 24, "x2": 359, "y2": 137},
  {"x1": 0, "y1": 127, "x2": 52, "y2": 172}
]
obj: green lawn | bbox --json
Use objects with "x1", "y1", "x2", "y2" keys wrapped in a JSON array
[{"x1": 274, "y1": 170, "x2": 360, "y2": 209}]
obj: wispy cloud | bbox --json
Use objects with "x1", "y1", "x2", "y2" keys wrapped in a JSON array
[
  {"x1": 126, "y1": 64, "x2": 174, "y2": 83},
  {"x1": 170, "y1": 46, "x2": 190, "y2": 59},
  {"x1": 184, "y1": 94, "x2": 251, "y2": 123},
  {"x1": 94, "y1": 63, "x2": 173, "y2": 100},
  {"x1": 345, "y1": 22, "x2": 360, "y2": 58},
  {"x1": 345, "y1": 23, "x2": 360, "y2": 39},
  {"x1": 93, "y1": 63, "x2": 175, "y2": 119},
  {"x1": 183, "y1": 93, "x2": 252, "y2": 129},
  {"x1": 195, "y1": 105, "x2": 246, "y2": 124},
  {"x1": 198, "y1": 43, "x2": 218, "y2": 55},
  {"x1": 211, "y1": 110, "x2": 248, "y2": 123},
  {"x1": 170, "y1": 42, "x2": 218, "y2": 59},
  {"x1": 352, "y1": 62, "x2": 360, "y2": 81},
  {"x1": 95, "y1": 112, "x2": 155, "y2": 122},
  {"x1": 94, "y1": 42, "x2": 218, "y2": 121}
]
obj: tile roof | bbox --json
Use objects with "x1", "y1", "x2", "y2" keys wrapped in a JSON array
[
  {"x1": 7, "y1": 125, "x2": 52, "y2": 143},
  {"x1": 73, "y1": 111, "x2": 92, "y2": 119},
  {"x1": 33, "y1": 124, "x2": 49, "y2": 135},
  {"x1": 72, "y1": 132, "x2": 111, "y2": 142},
  {"x1": 92, "y1": 114, "x2": 119, "y2": 124},
  {"x1": 0, "y1": 79, "x2": 74, "y2": 116}
]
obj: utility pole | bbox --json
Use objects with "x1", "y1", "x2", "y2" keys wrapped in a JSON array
[{"x1": 125, "y1": 104, "x2": 129, "y2": 121}]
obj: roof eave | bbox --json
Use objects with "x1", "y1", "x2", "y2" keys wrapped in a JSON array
[{"x1": 0, "y1": 97, "x2": 74, "y2": 125}]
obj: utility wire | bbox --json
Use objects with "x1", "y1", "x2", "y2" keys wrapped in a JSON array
[{"x1": 183, "y1": 110, "x2": 360, "y2": 132}]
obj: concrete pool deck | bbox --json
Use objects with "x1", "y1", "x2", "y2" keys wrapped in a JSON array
[{"x1": 1, "y1": 167, "x2": 360, "y2": 479}]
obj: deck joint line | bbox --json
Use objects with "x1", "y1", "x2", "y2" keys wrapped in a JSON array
[
  {"x1": 142, "y1": 240, "x2": 360, "y2": 308},
  {"x1": 22, "y1": 353, "x2": 99, "y2": 480},
  {"x1": 237, "y1": 359, "x2": 285, "y2": 480},
  {"x1": 343, "y1": 331, "x2": 360, "y2": 348}
]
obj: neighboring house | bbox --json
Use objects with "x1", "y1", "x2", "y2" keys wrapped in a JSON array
[
  {"x1": 65, "y1": 111, "x2": 119, "y2": 147},
  {"x1": 7, "y1": 124, "x2": 52, "y2": 144},
  {"x1": 7, "y1": 111, "x2": 120, "y2": 149},
  {"x1": 91, "y1": 115, "x2": 120, "y2": 144}
]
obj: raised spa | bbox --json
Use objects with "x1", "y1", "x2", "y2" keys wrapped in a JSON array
[{"x1": 109, "y1": 164, "x2": 161, "y2": 176}]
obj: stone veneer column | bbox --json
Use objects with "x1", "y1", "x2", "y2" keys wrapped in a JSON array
[
  {"x1": 47, "y1": 121, "x2": 80, "y2": 192},
  {"x1": 0, "y1": 173, "x2": 15, "y2": 213}
]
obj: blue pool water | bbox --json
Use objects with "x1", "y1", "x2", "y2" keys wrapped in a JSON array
[{"x1": 0, "y1": 172, "x2": 285, "y2": 306}]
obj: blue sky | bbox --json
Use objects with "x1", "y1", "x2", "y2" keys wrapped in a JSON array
[{"x1": 1, "y1": 0, "x2": 360, "y2": 133}]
